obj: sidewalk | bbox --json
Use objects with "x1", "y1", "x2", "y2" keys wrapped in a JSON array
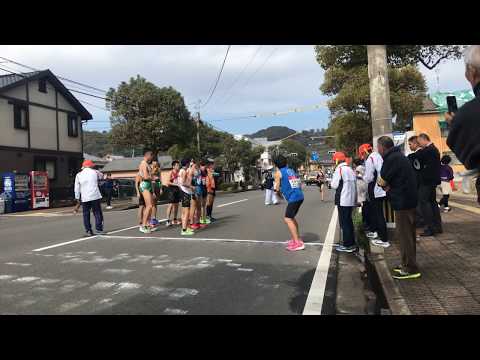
[{"x1": 383, "y1": 205, "x2": 480, "y2": 315}]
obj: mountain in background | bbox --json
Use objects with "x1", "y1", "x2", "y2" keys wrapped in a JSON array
[
  {"x1": 83, "y1": 130, "x2": 143, "y2": 158},
  {"x1": 246, "y1": 126, "x2": 296, "y2": 141}
]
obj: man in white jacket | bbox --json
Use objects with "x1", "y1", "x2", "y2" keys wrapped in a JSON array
[
  {"x1": 331, "y1": 152, "x2": 358, "y2": 253},
  {"x1": 74, "y1": 159, "x2": 104, "y2": 236}
]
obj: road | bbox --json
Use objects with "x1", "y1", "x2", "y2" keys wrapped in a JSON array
[{"x1": 0, "y1": 186, "x2": 339, "y2": 315}]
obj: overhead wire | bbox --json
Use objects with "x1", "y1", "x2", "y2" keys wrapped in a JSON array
[{"x1": 198, "y1": 45, "x2": 231, "y2": 109}]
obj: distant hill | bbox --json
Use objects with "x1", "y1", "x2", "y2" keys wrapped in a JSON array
[{"x1": 247, "y1": 126, "x2": 296, "y2": 141}]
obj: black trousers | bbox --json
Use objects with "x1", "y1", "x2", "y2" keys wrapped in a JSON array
[
  {"x1": 82, "y1": 199, "x2": 104, "y2": 233},
  {"x1": 104, "y1": 188, "x2": 113, "y2": 206},
  {"x1": 338, "y1": 206, "x2": 355, "y2": 248},
  {"x1": 418, "y1": 184, "x2": 443, "y2": 233},
  {"x1": 370, "y1": 197, "x2": 388, "y2": 242}
]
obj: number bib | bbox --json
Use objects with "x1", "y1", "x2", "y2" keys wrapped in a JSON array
[{"x1": 288, "y1": 176, "x2": 301, "y2": 189}]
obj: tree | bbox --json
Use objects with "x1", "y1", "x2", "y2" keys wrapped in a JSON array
[
  {"x1": 314, "y1": 45, "x2": 457, "y2": 153},
  {"x1": 278, "y1": 139, "x2": 307, "y2": 170},
  {"x1": 107, "y1": 75, "x2": 193, "y2": 155}
]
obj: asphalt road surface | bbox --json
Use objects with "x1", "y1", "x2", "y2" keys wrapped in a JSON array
[{"x1": 0, "y1": 186, "x2": 339, "y2": 315}]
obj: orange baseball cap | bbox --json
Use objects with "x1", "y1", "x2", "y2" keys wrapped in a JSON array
[
  {"x1": 332, "y1": 152, "x2": 347, "y2": 162},
  {"x1": 82, "y1": 159, "x2": 95, "y2": 168},
  {"x1": 358, "y1": 143, "x2": 373, "y2": 159}
]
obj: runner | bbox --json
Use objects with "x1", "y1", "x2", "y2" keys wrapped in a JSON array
[
  {"x1": 317, "y1": 167, "x2": 326, "y2": 201},
  {"x1": 199, "y1": 160, "x2": 210, "y2": 226},
  {"x1": 273, "y1": 155, "x2": 305, "y2": 251},
  {"x1": 165, "y1": 160, "x2": 181, "y2": 227},
  {"x1": 190, "y1": 160, "x2": 203, "y2": 230},
  {"x1": 150, "y1": 160, "x2": 162, "y2": 227},
  {"x1": 179, "y1": 158, "x2": 195, "y2": 235},
  {"x1": 138, "y1": 148, "x2": 155, "y2": 234},
  {"x1": 135, "y1": 172, "x2": 146, "y2": 227},
  {"x1": 206, "y1": 159, "x2": 217, "y2": 222}
]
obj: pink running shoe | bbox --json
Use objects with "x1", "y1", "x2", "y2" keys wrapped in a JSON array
[
  {"x1": 287, "y1": 241, "x2": 305, "y2": 252},
  {"x1": 285, "y1": 240, "x2": 296, "y2": 250}
]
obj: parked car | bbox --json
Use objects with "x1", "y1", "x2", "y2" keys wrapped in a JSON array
[{"x1": 304, "y1": 173, "x2": 319, "y2": 186}]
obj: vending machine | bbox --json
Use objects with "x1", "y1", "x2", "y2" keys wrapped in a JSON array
[
  {"x1": 30, "y1": 171, "x2": 50, "y2": 209},
  {"x1": 1, "y1": 172, "x2": 31, "y2": 212}
]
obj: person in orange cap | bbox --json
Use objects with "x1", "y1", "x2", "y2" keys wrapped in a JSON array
[
  {"x1": 74, "y1": 158, "x2": 105, "y2": 236},
  {"x1": 331, "y1": 151, "x2": 358, "y2": 253}
]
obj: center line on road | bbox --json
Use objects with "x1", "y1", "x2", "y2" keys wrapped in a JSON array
[
  {"x1": 98, "y1": 235, "x2": 325, "y2": 246},
  {"x1": 216, "y1": 199, "x2": 248, "y2": 208},
  {"x1": 303, "y1": 207, "x2": 338, "y2": 315}
]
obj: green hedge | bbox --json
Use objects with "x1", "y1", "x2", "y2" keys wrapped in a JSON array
[{"x1": 353, "y1": 209, "x2": 369, "y2": 250}]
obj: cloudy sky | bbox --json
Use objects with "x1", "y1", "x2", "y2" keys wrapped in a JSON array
[{"x1": 0, "y1": 45, "x2": 471, "y2": 135}]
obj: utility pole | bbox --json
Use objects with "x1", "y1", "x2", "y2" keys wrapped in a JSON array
[
  {"x1": 194, "y1": 99, "x2": 202, "y2": 158},
  {"x1": 367, "y1": 45, "x2": 393, "y2": 150}
]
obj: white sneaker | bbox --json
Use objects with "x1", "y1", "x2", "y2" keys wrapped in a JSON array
[
  {"x1": 366, "y1": 232, "x2": 378, "y2": 239},
  {"x1": 444, "y1": 207, "x2": 451, "y2": 213},
  {"x1": 371, "y1": 239, "x2": 391, "y2": 248},
  {"x1": 106, "y1": 206, "x2": 113, "y2": 210}
]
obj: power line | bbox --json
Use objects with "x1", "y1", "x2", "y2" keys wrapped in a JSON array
[
  {"x1": 199, "y1": 45, "x2": 231, "y2": 109},
  {"x1": 0, "y1": 56, "x2": 108, "y2": 94},
  {"x1": 214, "y1": 45, "x2": 263, "y2": 104},
  {"x1": 222, "y1": 46, "x2": 278, "y2": 106}
]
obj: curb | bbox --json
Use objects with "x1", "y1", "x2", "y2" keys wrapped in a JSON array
[{"x1": 365, "y1": 245, "x2": 411, "y2": 315}]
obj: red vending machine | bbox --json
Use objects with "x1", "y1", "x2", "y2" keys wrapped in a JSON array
[{"x1": 30, "y1": 171, "x2": 50, "y2": 209}]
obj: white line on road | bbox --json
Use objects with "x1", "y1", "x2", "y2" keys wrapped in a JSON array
[
  {"x1": 303, "y1": 207, "x2": 338, "y2": 315},
  {"x1": 32, "y1": 235, "x2": 98, "y2": 252},
  {"x1": 216, "y1": 199, "x2": 248, "y2": 208},
  {"x1": 98, "y1": 235, "x2": 326, "y2": 246}
]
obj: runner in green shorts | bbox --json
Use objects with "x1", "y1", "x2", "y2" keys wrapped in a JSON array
[{"x1": 138, "y1": 148, "x2": 154, "y2": 234}]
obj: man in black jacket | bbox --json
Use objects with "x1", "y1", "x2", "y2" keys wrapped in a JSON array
[
  {"x1": 416, "y1": 133, "x2": 442, "y2": 237},
  {"x1": 377, "y1": 136, "x2": 421, "y2": 280}
]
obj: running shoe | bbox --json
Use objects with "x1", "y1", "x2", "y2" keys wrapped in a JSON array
[
  {"x1": 139, "y1": 226, "x2": 151, "y2": 234},
  {"x1": 286, "y1": 241, "x2": 305, "y2": 251},
  {"x1": 106, "y1": 206, "x2": 113, "y2": 210},
  {"x1": 392, "y1": 271, "x2": 421, "y2": 280},
  {"x1": 336, "y1": 245, "x2": 357, "y2": 253},
  {"x1": 371, "y1": 239, "x2": 391, "y2": 248},
  {"x1": 95, "y1": 230, "x2": 107, "y2": 235},
  {"x1": 190, "y1": 223, "x2": 201, "y2": 230},
  {"x1": 208, "y1": 217, "x2": 217, "y2": 222},
  {"x1": 150, "y1": 218, "x2": 159, "y2": 226},
  {"x1": 85, "y1": 230, "x2": 94, "y2": 237},
  {"x1": 165, "y1": 220, "x2": 172, "y2": 227},
  {"x1": 203, "y1": 217, "x2": 211, "y2": 224},
  {"x1": 366, "y1": 232, "x2": 378, "y2": 239},
  {"x1": 285, "y1": 240, "x2": 296, "y2": 249},
  {"x1": 392, "y1": 266, "x2": 403, "y2": 273},
  {"x1": 199, "y1": 223, "x2": 208, "y2": 229},
  {"x1": 444, "y1": 207, "x2": 451, "y2": 213},
  {"x1": 181, "y1": 228, "x2": 195, "y2": 236},
  {"x1": 173, "y1": 219, "x2": 181, "y2": 225}
]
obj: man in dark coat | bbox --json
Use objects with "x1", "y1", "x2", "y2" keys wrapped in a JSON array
[{"x1": 377, "y1": 136, "x2": 421, "y2": 280}]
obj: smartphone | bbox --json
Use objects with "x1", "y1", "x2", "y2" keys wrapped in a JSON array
[{"x1": 446, "y1": 95, "x2": 458, "y2": 113}]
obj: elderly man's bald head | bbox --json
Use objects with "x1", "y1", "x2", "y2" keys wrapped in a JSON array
[{"x1": 464, "y1": 45, "x2": 480, "y2": 88}]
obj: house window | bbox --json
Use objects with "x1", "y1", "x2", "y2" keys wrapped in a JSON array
[
  {"x1": 13, "y1": 103, "x2": 29, "y2": 130},
  {"x1": 67, "y1": 113, "x2": 79, "y2": 137},
  {"x1": 38, "y1": 79, "x2": 47, "y2": 93},
  {"x1": 34, "y1": 158, "x2": 56, "y2": 180}
]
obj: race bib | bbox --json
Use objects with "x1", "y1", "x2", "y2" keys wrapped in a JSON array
[{"x1": 288, "y1": 176, "x2": 301, "y2": 189}]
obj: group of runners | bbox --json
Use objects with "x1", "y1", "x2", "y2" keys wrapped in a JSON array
[{"x1": 135, "y1": 148, "x2": 217, "y2": 235}]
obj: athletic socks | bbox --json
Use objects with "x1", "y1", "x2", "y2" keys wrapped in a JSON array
[{"x1": 206, "y1": 205, "x2": 212, "y2": 217}]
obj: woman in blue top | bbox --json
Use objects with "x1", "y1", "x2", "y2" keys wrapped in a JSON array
[{"x1": 273, "y1": 155, "x2": 305, "y2": 251}]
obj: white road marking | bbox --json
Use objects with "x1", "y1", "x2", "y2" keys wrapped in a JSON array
[
  {"x1": 216, "y1": 199, "x2": 248, "y2": 208},
  {"x1": 164, "y1": 308, "x2": 188, "y2": 315},
  {"x1": 98, "y1": 235, "x2": 325, "y2": 246},
  {"x1": 32, "y1": 235, "x2": 98, "y2": 252},
  {"x1": 303, "y1": 207, "x2": 338, "y2": 315},
  {"x1": 5, "y1": 262, "x2": 31, "y2": 267}
]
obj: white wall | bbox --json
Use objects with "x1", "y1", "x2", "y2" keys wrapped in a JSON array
[
  {"x1": 0, "y1": 98, "x2": 28, "y2": 148},
  {"x1": 28, "y1": 80, "x2": 56, "y2": 107},
  {"x1": 3, "y1": 84, "x2": 27, "y2": 100},
  {"x1": 58, "y1": 112, "x2": 82, "y2": 152},
  {"x1": 29, "y1": 106, "x2": 57, "y2": 150},
  {"x1": 57, "y1": 92, "x2": 76, "y2": 112}
]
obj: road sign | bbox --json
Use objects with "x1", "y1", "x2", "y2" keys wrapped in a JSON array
[{"x1": 311, "y1": 152, "x2": 319, "y2": 161}]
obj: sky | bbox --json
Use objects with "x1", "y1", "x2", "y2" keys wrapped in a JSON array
[{"x1": 0, "y1": 45, "x2": 471, "y2": 136}]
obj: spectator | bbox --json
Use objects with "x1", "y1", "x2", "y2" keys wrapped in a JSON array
[
  {"x1": 377, "y1": 136, "x2": 421, "y2": 280},
  {"x1": 74, "y1": 160, "x2": 105, "y2": 237},
  {"x1": 446, "y1": 45, "x2": 480, "y2": 172},
  {"x1": 361, "y1": 143, "x2": 390, "y2": 248},
  {"x1": 103, "y1": 173, "x2": 114, "y2": 210},
  {"x1": 264, "y1": 170, "x2": 278, "y2": 205},
  {"x1": 416, "y1": 133, "x2": 443, "y2": 237},
  {"x1": 332, "y1": 152, "x2": 358, "y2": 253},
  {"x1": 353, "y1": 159, "x2": 369, "y2": 230},
  {"x1": 407, "y1": 135, "x2": 425, "y2": 228},
  {"x1": 438, "y1": 155, "x2": 454, "y2": 212}
]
